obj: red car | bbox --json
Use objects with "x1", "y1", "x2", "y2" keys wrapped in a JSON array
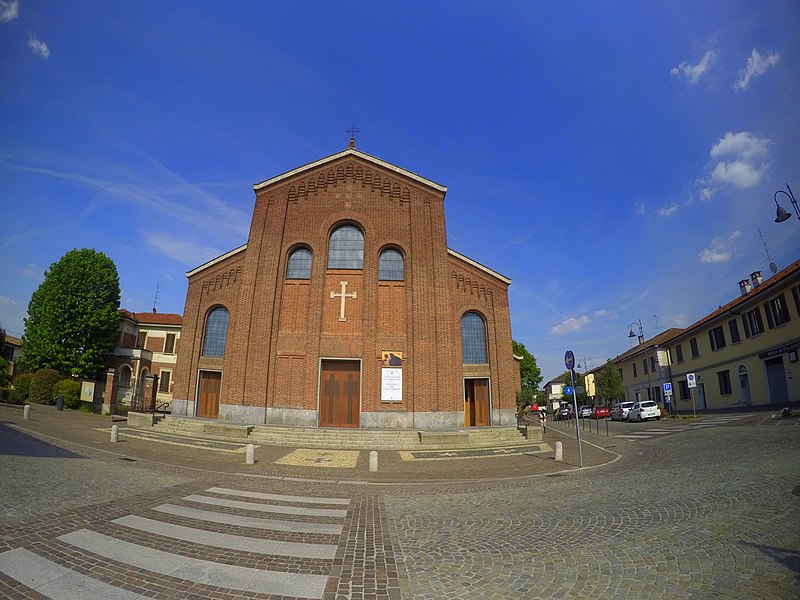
[{"x1": 591, "y1": 405, "x2": 610, "y2": 419}]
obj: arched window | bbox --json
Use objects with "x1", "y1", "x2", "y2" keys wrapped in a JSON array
[
  {"x1": 327, "y1": 225, "x2": 364, "y2": 269},
  {"x1": 286, "y1": 247, "x2": 312, "y2": 279},
  {"x1": 379, "y1": 248, "x2": 404, "y2": 281},
  {"x1": 202, "y1": 307, "x2": 229, "y2": 357},
  {"x1": 461, "y1": 312, "x2": 487, "y2": 364}
]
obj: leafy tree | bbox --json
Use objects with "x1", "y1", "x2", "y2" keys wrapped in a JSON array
[
  {"x1": 512, "y1": 340, "x2": 542, "y2": 393},
  {"x1": 562, "y1": 370, "x2": 586, "y2": 404},
  {"x1": 596, "y1": 359, "x2": 624, "y2": 404},
  {"x1": 29, "y1": 368, "x2": 63, "y2": 404},
  {"x1": 22, "y1": 249, "x2": 120, "y2": 378},
  {"x1": 0, "y1": 357, "x2": 10, "y2": 389}
]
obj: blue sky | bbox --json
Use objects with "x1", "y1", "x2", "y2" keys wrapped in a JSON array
[{"x1": 2, "y1": 1, "x2": 799, "y2": 383}]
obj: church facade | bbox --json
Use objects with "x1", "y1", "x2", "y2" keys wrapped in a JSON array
[{"x1": 172, "y1": 142, "x2": 519, "y2": 429}]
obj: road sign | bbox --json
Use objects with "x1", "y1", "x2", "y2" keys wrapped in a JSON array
[
  {"x1": 564, "y1": 350, "x2": 575, "y2": 371},
  {"x1": 687, "y1": 373, "x2": 697, "y2": 388},
  {"x1": 663, "y1": 382, "x2": 672, "y2": 395},
  {"x1": 564, "y1": 386, "x2": 573, "y2": 396}
]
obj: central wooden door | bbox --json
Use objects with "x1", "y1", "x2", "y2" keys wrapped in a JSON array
[
  {"x1": 319, "y1": 360, "x2": 360, "y2": 428},
  {"x1": 198, "y1": 371, "x2": 221, "y2": 419},
  {"x1": 464, "y1": 378, "x2": 489, "y2": 427}
]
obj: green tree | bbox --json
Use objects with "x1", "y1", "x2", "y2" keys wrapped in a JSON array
[
  {"x1": 562, "y1": 370, "x2": 586, "y2": 404},
  {"x1": 29, "y1": 368, "x2": 63, "y2": 404},
  {"x1": 512, "y1": 340, "x2": 542, "y2": 393},
  {"x1": 22, "y1": 249, "x2": 120, "y2": 378},
  {"x1": 596, "y1": 359, "x2": 624, "y2": 404}
]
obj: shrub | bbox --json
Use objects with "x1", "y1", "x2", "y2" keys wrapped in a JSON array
[
  {"x1": 53, "y1": 379, "x2": 81, "y2": 410},
  {"x1": 28, "y1": 369, "x2": 63, "y2": 404},
  {"x1": 12, "y1": 373, "x2": 33, "y2": 400}
]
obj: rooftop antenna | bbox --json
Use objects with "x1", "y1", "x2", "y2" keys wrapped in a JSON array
[
  {"x1": 758, "y1": 228, "x2": 778, "y2": 275},
  {"x1": 152, "y1": 283, "x2": 160, "y2": 313}
]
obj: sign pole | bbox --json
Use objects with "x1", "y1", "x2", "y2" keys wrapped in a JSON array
[{"x1": 565, "y1": 350, "x2": 583, "y2": 467}]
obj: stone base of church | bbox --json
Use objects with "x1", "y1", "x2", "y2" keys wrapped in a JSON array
[
  {"x1": 171, "y1": 398, "x2": 193, "y2": 417},
  {"x1": 266, "y1": 407, "x2": 317, "y2": 427},
  {"x1": 221, "y1": 404, "x2": 267, "y2": 423},
  {"x1": 493, "y1": 408, "x2": 518, "y2": 427}
]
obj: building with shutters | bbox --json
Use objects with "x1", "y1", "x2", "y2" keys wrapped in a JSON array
[{"x1": 172, "y1": 139, "x2": 520, "y2": 429}]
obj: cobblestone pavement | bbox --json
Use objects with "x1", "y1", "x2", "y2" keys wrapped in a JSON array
[{"x1": 0, "y1": 404, "x2": 798, "y2": 599}]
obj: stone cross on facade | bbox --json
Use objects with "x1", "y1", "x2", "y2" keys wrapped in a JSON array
[{"x1": 330, "y1": 281, "x2": 356, "y2": 321}]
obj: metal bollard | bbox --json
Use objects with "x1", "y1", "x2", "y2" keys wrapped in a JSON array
[
  {"x1": 368, "y1": 450, "x2": 378, "y2": 472},
  {"x1": 111, "y1": 424, "x2": 119, "y2": 442},
  {"x1": 246, "y1": 444, "x2": 255, "y2": 465},
  {"x1": 23, "y1": 404, "x2": 30, "y2": 420},
  {"x1": 554, "y1": 440, "x2": 563, "y2": 462}
]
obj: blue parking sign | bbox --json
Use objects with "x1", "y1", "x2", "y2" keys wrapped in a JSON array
[{"x1": 663, "y1": 382, "x2": 672, "y2": 395}]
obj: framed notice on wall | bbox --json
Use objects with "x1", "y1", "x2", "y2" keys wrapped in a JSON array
[{"x1": 381, "y1": 368, "x2": 402, "y2": 402}]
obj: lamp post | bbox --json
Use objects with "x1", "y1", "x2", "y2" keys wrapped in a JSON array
[
  {"x1": 629, "y1": 319, "x2": 653, "y2": 403},
  {"x1": 774, "y1": 183, "x2": 799, "y2": 223}
]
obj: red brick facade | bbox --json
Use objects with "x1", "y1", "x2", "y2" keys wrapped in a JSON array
[{"x1": 172, "y1": 146, "x2": 519, "y2": 428}]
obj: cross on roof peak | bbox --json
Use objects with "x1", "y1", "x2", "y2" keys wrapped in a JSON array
[{"x1": 346, "y1": 126, "x2": 360, "y2": 148}]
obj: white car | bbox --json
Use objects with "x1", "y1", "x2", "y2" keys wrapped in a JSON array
[
  {"x1": 611, "y1": 401, "x2": 634, "y2": 421},
  {"x1": 627, "y1": 400, "x2": 661, "y2": 422}
]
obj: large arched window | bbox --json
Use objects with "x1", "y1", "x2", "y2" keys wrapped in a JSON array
[
  {"x1": 286, "y1": 247, "x2": 312, "y2": 279},
  {"x1": 461, "y1": 312, "x2": 488, "y2": 364},
  {"x1": 327, "y1": 225, "x2": 364, "y2": 269},
  {"x1": 202, "y1": 307, "x2": 229, "y2": 357},
  {"x1": 379, "y1": 248, "x2": 404, "y2": 281}
]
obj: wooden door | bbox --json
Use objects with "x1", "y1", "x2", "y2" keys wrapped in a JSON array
[
  {"x1": 319, "y1": 360, "x2": 360, "y2": 428},
  {"x1": 464, "y1": 378, "x2": 490, "y2": 427},
  {"x1": 198, "y1": 371, "x2": 221, "y2": 419}
]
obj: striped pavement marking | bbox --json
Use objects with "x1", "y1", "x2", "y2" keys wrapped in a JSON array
[
  {"x1": 0, "y1": 486, "x2": 351, "y2": 599},
  {"x1": 616, "y1": 415, "x2": 751, "y2": 440}
]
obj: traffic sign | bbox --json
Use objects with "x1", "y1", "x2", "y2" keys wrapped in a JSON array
[
  {"x1": 565, "y1": 350, "x2": 575, "y2": 371},
  {"x1": 564, "y1": 386, "x2": 573, "y2": 396},
  {"x1": 687, "y1": 373, "x2": 697, "y2": 388},
  {"x1": 663, "y1": 382, "x2": 672, "y2": 395}
]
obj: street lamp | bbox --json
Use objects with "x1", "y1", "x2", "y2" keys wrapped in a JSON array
[
  {"x1": 629, "y1": 319, "x2": 653, "y2": 403},
  {"x1": 774, "y1": 183, "x2": 799, "y2": 223}
]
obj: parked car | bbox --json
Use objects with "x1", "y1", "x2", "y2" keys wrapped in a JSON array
[
  {"x1": 610, "y1": 401, "x2": 634, "y2": 421},
  {"x1": 578, "y1": 405, "x2": 593, "y2": 418},
  {"x1": 556, "y1": 406, "x2": 571, "y2": 421},
  {"x1": 627, "y1": 400, "x2": 661, "y2": 422},
  {"x1": 591, "y1": 405, "x2": 610, "y2": 419}
]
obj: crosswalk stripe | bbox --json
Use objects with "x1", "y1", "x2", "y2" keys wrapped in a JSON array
[
  {"x1": 0, "y1": 547, "x2": 142, "y2": 599},
  {"x1": 113, "y1": 514, "x2": 337, "y2": 559},
  {"x1": 58, "y1": 529, "x2": 329, "y2": 599},
  {"x1": 182, "y1": 494, "x2": 348, "y2": 518},
  {"x1": 205, "y1": 486, "x2": 350, "y2": 505},
  {"x1": 153, "y1": 503, "x2": 343, "y2": 534}
]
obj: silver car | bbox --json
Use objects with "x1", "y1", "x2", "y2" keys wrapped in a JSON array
[{"x1": 611, "y1": 401, "x2": 634, "y2": 421}]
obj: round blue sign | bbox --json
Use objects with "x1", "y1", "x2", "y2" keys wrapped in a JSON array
[
  {"x1": 564, "y1": 386, "x2": 573, "y2": 396},
  {"x1": 564, "y1": 350, "x2": 575, "y2": 370}
]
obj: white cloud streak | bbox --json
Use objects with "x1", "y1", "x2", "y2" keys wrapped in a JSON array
[
  {"x1": 658, "y1": 203, "x2": 678, "y2": 217},
  {"x1": 550, "y1": 315, "x2": 589, "y2": 335},
  {"x1": 0, "y1": 0, "x2": 18, "y2": 23},
  {"x1": 671, "y1": 50, "x2": 717, "y2": 84},
  {"x1": 144, "y1": 233, "x2": 223, "y2": 266},
  {"x1": 706, "y1": 131, "x2": 770, "y2": 190},
  {"x1": 28, "y1": 33, "x2": 50, "y2": 59},
  {"x1": 733, "y1": 49, "x2": 779, "y2": 91},
  {"x1": 697, "y1": 230, "x2": 742, "y2": 264}
]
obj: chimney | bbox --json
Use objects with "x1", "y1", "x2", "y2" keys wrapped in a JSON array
[
  {"x1": 750, "y1": 271, "x2": 763, "y2": 288},
  {"x1": 739, "y1": 279, "x2": 752, "y2": 296}
]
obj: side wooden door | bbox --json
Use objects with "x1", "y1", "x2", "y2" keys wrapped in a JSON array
[
  {"x1": 319, "y1": 360, "x2": 360, "y2": 428},
  {"x1": 198, "y1": 371, "x2": 221, "y2": 419}
]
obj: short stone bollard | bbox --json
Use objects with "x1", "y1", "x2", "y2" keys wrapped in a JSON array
[
  {"x1": 110, "y1": 424, "x2": 119, "y2": 442},
  {"x1": 554, "y1": 440, "x2": 563, "y2": 462},
  {"x1": 23, "y1": 404, "x2": 30, "y2": 420},
  {"x1": 368, "y1": 450, "x2": 378, "y2": 472},
  {"x1": 246, "y1": 444, "x2": 255, "y2": 465}
]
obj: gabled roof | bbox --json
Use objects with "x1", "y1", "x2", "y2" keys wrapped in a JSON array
[
  {"x1": 253, "y1": 147, "x2": 447, "y2": 192},
  {"x1": 447, "y1": 248, "x2": 511, "y2": 284},
  {"x1": 119, "y1": 309, "x2": 182, "y2": 326},
  {"x1": 613, "y1": 328, "x2": 685, "y2": 362},
  {"x1": 186, "y1": 244, "x2": 247, "y2": 277}
]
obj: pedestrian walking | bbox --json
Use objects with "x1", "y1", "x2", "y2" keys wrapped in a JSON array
[{"x1": 539, "y1": 408, "x2": 547, "y2": 433}]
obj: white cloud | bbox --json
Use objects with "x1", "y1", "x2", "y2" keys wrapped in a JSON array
[
  {"x1": 550, "y1": 315, "x2": 589, "y2": 335},
  {"x1": 705, "y1": 131, "x2": 770, "y2": 190},
  {"x1": 671, "y1": 50, "x2": 717, "y2": 84},
  {"x1": 0, "y1": 295, "x2": 17, "y2": 307},
  {"x1": 0, "y1": 0, "x2": 18, "y2": 23},
  {"x1": 593, "y1": 309, "x2": 611, "y2": 318},
  {"x1": 144, "y1": 233, "x2": 223, "y2": 266},
  {"x1": 733, "y1": 49, "x2": 779, "y2": 91},
  {"x1": 22, "y1": 263, "x2": 42, "y2": 279},
  {"x1": 697, "y1": 230, "x2": 742, "y2": 264},
  {"x1": 28, "y1": 33, "x2": 50, "y2": 59},
  {"x1": 658, "y1": 203, "x2": 678, "y2": 217},
  {"x1": 634, "y1": 202, "x2": 646, "y2": 215}
]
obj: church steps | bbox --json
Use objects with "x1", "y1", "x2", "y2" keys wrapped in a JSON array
[{"x1": 143, "y1": 415, "x2": 539, "y2": 450}]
